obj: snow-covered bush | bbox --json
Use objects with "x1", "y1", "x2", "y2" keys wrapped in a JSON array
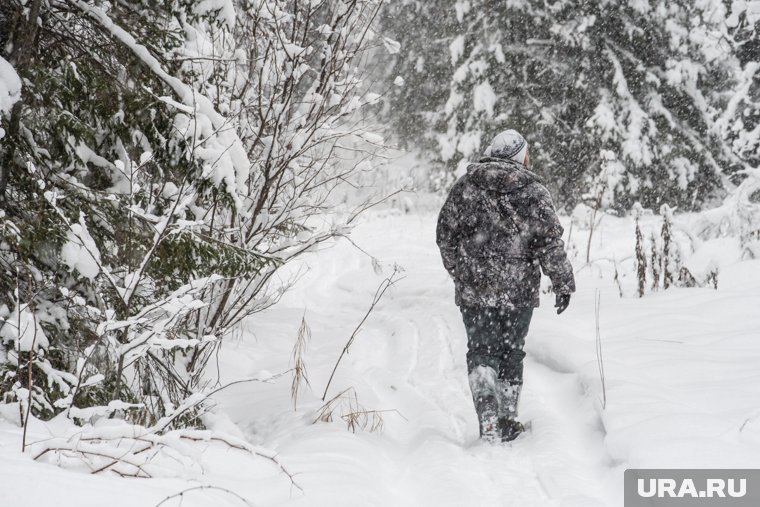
[{"x1": 693, "y1": 169, "x2": 760, "y2": 258}]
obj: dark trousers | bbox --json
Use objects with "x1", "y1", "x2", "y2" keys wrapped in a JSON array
[{"x1": 460, "y1": 305, "x2": 534, "y2": 385}]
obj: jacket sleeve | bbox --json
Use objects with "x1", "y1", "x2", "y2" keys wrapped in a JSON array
[
  {"x1": 436, "y1": 181, "x2": 464, "y2": 278},
  {"x1": 528, "y1": 184, "x2": 576, "y2": 295}
]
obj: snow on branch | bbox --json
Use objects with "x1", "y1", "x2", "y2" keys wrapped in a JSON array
[{"x1": 70, "y1": 0, "x2": 250, "y2": 208}]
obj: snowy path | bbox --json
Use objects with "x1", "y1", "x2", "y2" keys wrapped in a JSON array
[
  {"x1": 3, "y1": 211, "x2": 759, "y2": 507},
  {"x1": 214, "y1": 213, "x2": 619, "y2": 506}
]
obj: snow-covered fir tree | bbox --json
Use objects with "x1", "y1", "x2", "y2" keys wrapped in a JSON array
[
  {"x1": 720, "y1": 2, "x2": 760, "y2": 172},
  {"x1": 382, "y1": 0, "x2": 755, "y2": 211}
]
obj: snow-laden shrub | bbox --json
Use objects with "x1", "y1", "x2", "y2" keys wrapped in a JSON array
[
  {"x1": 692, "y1": 169, "x2": 760, "y2": 258},
  {"x1": 0, "y1": 0, "x2": 387, "y2": 431}
]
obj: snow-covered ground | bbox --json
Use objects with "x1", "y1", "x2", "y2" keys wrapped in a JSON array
[{"x1": 2, "y1": 210, "x2": 759, "y2": 506}]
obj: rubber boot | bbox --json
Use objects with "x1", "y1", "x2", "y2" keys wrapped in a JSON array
[
  {"x1": 495, "y1": 381, "x2": 521, "y2": 419},
  {"x1": 497, "y1": 417, "x2": 525, "y2": 442},
  {"x1": 468, "y1": 365, "x2": 500, "y2": 443},
  {"x1": 496, "y1": 381, "x2": 524, "y2": 442}
]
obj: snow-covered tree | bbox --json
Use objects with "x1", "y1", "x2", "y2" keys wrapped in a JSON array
[
  {"x1": 382, "y1": 0, "x2": 752, "y2": 211},
  {"x1": 719, "y1": 1, "x2": 760, "y2": 172}
]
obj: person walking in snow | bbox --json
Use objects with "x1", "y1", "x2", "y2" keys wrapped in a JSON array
[{"x1": 436, "y1": 129, "x2": 575, "y2": 443}]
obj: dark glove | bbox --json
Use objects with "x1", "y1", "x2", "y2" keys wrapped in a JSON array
[{"x1": 555, "y1": 293, "x2": 571, "y2": 315}]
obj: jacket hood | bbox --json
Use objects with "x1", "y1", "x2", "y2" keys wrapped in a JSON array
[{"x1": 466, "y1": 157, "x2": 543, "y2": 193}]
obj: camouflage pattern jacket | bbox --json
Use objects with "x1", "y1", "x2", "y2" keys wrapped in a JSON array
[{"x1": 436, "y1": 157, "x2": 575, "y2": 308}]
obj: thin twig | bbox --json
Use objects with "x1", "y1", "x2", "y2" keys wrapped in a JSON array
[
  {"x1": 321, "y1": 267, "x2": 402, "y2": 400},
  {"x1": 155, "y1": 485, "x2": 255, "y2": 507},
  {"x1": 594, "y1": 290, "x2": 607, "y2": 410}
]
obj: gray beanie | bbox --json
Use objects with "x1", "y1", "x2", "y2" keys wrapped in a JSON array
[{"x1": 484, "y1": 129, "x2": 529, "y2": 165}]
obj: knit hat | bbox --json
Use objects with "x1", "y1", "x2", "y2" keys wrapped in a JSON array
[{"x1": 484, "y1": 129, "x2": 529, "y2": 165}]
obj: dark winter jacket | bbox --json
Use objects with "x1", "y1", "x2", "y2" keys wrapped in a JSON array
[{"x1": 436, "y1": 157, "x2": 575, "y2": 308}]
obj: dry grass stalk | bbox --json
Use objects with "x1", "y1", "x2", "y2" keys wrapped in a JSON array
[
  {"x1": 314, "y1": 387, "x2": 404, "y2": 433},
  {"x1": 634, "y1": 206, "x2": 647, "y2": 297},
  {"x1": 291, "y1": 316, "x2": 311, "y2": 410}
]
